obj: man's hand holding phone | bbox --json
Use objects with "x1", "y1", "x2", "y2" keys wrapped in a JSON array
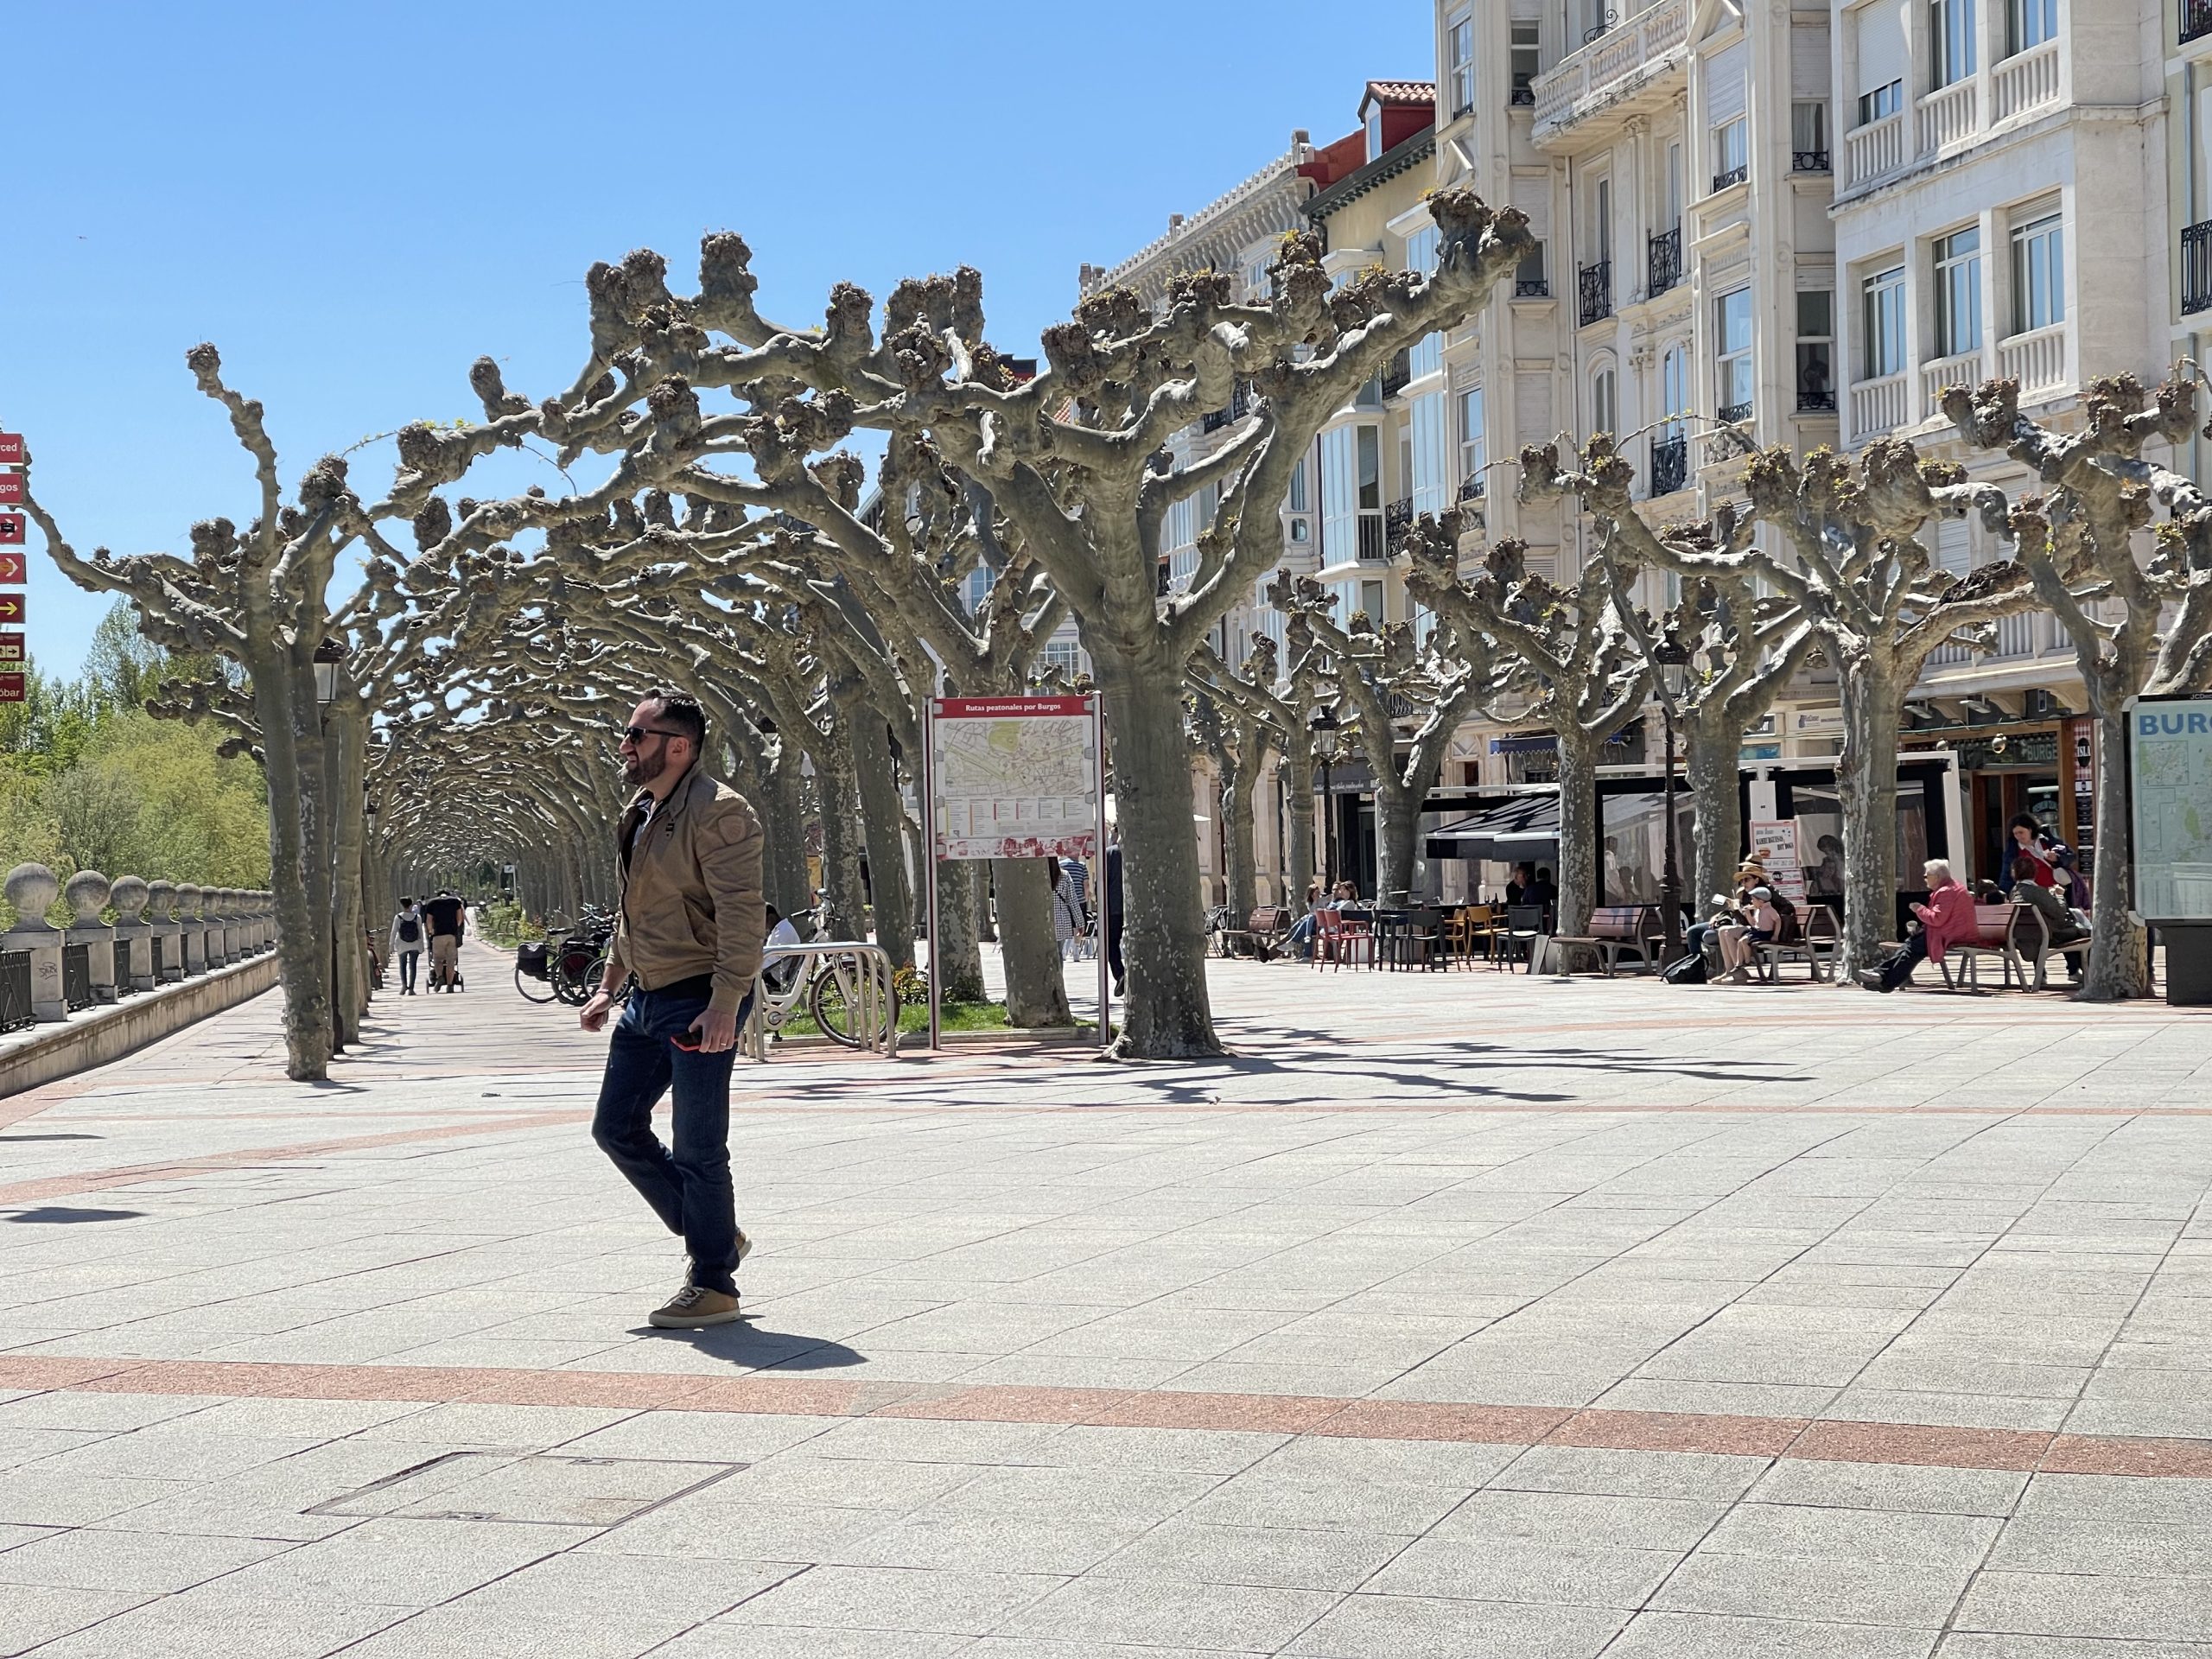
[{"x1": 675, "y1": 1006, "x2": 739, "y2": 1054}]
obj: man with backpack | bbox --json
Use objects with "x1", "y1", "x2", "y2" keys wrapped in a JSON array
[
  {"x1": 422, "y1": 889, "x2": 467, "y2": 991},
  {"x1": 387, "y1": 897, "x2": 426, "y2": 995}
]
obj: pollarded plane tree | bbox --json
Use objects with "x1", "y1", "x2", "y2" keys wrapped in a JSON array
[
  {"x1": 1524, "y1": 437, "x2": 2036, "y2": 978},
  {"x1": 1274, "y1": 565, "x2": 1510, "y2": 908},
  {"x1": 1945, "y1": 371, "x2": 2212, "y2": 998},
  {"x1": 1402, "y1": 517, "x2": 1649, "y2": 938},
  {"x1": 1514, "y1": 435, "x2": 1817, "y2": 907},
  {"x1": 1185, "y1": 625, "x2": 1333, "y2": 920}
]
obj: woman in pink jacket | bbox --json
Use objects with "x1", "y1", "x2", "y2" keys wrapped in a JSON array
[{"x1": 1859, "y1": 858, "x2": 1976, "y2": 992}]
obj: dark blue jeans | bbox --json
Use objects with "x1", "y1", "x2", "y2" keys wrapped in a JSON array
[
  {"x1": 591, "y1": 979, "x2": 750, "y2": 1295},
  {"x1": 397, "y1": 950, "x2": 418, "y2": 990}
]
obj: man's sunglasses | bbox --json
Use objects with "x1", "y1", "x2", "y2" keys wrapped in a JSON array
[{"x1": 617, "y1": 725, "x2": 690, "y2": 745}]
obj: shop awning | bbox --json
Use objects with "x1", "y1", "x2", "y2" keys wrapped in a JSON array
[
  {"x1": 1488, "y1": 728, "x2": 1636, "y2": 755},
  {"x1": 1424, "y1": 794, "x2": 1561, "y2": 861}
]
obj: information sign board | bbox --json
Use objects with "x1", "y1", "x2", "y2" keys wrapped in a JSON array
[
  {"x1": 2130, "y1": 696, "x2": 2212, "y2": 920},
  {"x1": 1747, "y1": 819, "x2": 1808, "y2": 901},
  {"x1": 0, "y1": 514, "x2": 22, "y2": 545},
  {"x1": 0, "y1": 633, "x2": 22, "y2": 666},
  {"x1": 0, "y1": 435, "x2": 20, "y2": 463},
  {"x1": 0, "y1": 474, "x2": 21, "y2": 505},
  {"x1": 0, "y1": 552, "x2": 23, "y2": 583},
  {"x1": 0, "y1": 594, "x2": 22, "y2": 625},
  {"x1": 927, "y1": 694, "x2": 1103, "y2": 861},
  {"x1": 0, "y1": 674, "x2": 23, "y2": 704}
]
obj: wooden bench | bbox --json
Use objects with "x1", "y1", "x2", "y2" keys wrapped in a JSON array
[
  {"x1": 1217, "y1": 906, "x2": 1293, "y2": 962},
  {"x1": 1755, "y1": 903, "x2": 1840, "y2": 982},
  {"x1": 1541, "y1": 905, "x2": 1660, "y2": 976},
  {"x1": 1941, "y1": 903, "x2": 2043, "y2": 991}
]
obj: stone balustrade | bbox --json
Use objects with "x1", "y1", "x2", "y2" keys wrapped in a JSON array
[{"x1": 0, "y1": 863, "x2": 276, "y2": 1029}]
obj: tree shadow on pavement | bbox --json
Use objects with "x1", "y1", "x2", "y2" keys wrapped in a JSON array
[
  {"x1": 4, "y1": 1205, "x2": 147, "y2": 1223},
  {"x1": 631, "y1": 1322, "x2": 868, "y2": 1371}
]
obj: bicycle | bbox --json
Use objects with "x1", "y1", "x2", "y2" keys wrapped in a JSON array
[
  {"x1": 514, "y1": 904, "x2": 617, "y2": 1007},
  {"x1": 752, "y1": 909, "x2": 899, "y2": 1049}
]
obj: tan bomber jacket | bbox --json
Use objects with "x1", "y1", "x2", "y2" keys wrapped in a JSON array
[{"x1": 606, "y1": 766, "x2": 767, "y2": 1015}]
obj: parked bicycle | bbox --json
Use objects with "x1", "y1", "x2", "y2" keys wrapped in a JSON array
[
  {"x1": 753, "y1": 908, "x2": 898, "y2": 1049},
  {"x1": 514, "y1": 904, "x2": 617, "y2": 1007}
]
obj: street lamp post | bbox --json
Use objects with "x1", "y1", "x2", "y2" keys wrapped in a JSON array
[
  {"x1": 1310, "y1": 704, "x2": 1340, "y2": 891},
  {"x1": 1653, "y1": 640, "x2": 1691, "y2": 964}
]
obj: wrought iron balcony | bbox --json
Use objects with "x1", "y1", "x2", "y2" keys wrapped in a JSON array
[
  {"x1": 1381, "y1": 350, "x2": 1412, "y2": 399},
  {"x1": 1515, "y1": 277, "x2": 1552, "y2": 299},
  {"x1": 1510, "y1": 83, "x2": 1535, "y2": 106},
  {"x1": 1578, "y1": 260, "x2": 1612, "y2": 327},
  {"x1": 1459, "y1": 474, "x2": 1488, "y2": 501},
  {"x1": 1798, "y1": 390, "x2": 1839, "y2": 413},
  {"x1": 2186, "y1": 0, "x2": 2212, "y2": 44},
  {"x1": 1712, "y1": 164, "x2": 1749, "y2": 193},
  {"x1": 1649, "y1": 434, "x2": 1688, "y2": 497},
  {"x1": 1199, "y1": 378, "x2": 1255, "y2": 432},
  {"x1": 1792, "y1": 149, "x2": 1831, "y2": 172},
  {"x1": 2186, "y1": 220, "x2": 2212, "y2": 316},
  {"x1": 1646, "y1": 227, "x2": 1681, "y2": 296},
  {"x1": 1718, "y1": 400, "x2": 1753, "y2": 425},
  {"x1": 1384, "y1": 498, "x2": 1415, "y2": 552}
]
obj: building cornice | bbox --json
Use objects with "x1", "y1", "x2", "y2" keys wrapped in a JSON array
[
  {"x1": 1303, "y1": 130, "x2": 1438, "y2": 222},
  {"x1": 1086, "y1": 151, "x2": 1313, "y2": 296}
]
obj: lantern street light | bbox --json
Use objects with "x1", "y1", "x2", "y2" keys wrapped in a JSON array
[
  {"x1": 1310, "y1": 703, "x2": 1341, "y2": 891},
  {"x1": 311, "y1": 638, "x2": 348, "y2": 708},
  {"x1": 1652, "y1": 639, "x2": 1693, "y2": 964}
]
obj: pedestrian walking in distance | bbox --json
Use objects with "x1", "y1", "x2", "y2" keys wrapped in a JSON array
[
  {"x1": 422, "y1": 888, "x2": 467, "y2": 991},
  {"x1": 582, "y1": 691, "x2": 766, "y2": 1329},
  {"x1": 388, "y1": 896, "x2": 425, "y2": 995}
]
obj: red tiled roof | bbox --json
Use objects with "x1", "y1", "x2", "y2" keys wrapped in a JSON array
[{"x1": 1366, "y1": 79, "x2": 1437, "y2": 105}]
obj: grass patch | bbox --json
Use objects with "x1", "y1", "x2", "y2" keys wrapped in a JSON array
[{"x1": 774, "y1": 1001, "x2": 1096, "y2": 1039}]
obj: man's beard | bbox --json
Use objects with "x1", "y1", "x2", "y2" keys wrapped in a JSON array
[{"x1": 622, "y1": 748, "x2": 668, "y2": 789}]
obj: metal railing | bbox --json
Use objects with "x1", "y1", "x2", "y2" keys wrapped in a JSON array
[
  {"x1": 1718, "y1": 401, "x2": 1753, "y2": 425},
  {"x1": 111, "y1": 939, "x2": 132, "y2": 997},
  {"x1": 1510, "y1": 84, "x2": 1535, "y2": 106},
  {"x1": 1578, "y1": 260, "x2": 1612, "y2": 326},
  {"x1": 1459, "y1": 473, "x2": 1488, "y2": 501},
  {"x1": 1792, "y1": 149, "x2": 1831, "y2": 172},
  {"x1": 1384, "y1": 498, "x2": 1415, "y2": 552},
  {"x1": 1712, "y1": 164, "x2": 1748, "y2": 194},
  {"x1": 2189, "y1": 0, "x2": 2212, "y2": 43},
  {"x1": 742, "y1": 940, "x2": 901, "y2": 1060},
  {"x1": 1515, "y1": 277, "x2": 1552, "y2": 298},
  {"x1": 1650, "y1": 434, "x2": 1688, "y2": 497},
  {"x1": 1381, "y1": 350, "x2": 1412, "y2": 399},
  {"x1": 61, "y1": 944, "x2": 95, "y2": 1014},
  {"x1": 1798, "y1": 387, "x2": 1839, "y2": 413},
  {"x1": 2185, "y1": 221, "x2": 2212, "y2": 316},
  {"x1": 1647, "y1": 227, "x2": 1681, "y2": 296},
  {"x1": 0, "y1": 951, "x2": 30, "y2": 1033}
]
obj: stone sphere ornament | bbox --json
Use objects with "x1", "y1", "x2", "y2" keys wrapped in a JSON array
[
  {"x1": 4, "y1": 863, "x2": 60, "y2": 931},
  {"x1": 65, "y1": 870, "x2": 112, "y2": 926}
]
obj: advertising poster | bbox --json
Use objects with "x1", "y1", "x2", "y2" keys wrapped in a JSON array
[
  {"x1": 2131, "y1": 697, "x2": 2212, "y2": 919},
  {"x1": 1748, "y1": 819, "x2": 1808, "y2": 901}
]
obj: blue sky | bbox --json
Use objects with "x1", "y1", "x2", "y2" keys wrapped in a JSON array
[{"x1": 10, "y1": 0, "x2": 1434, "y2": 679}]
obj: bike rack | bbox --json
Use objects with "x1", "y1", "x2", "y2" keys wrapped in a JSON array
[{"x1": 743, "y1": 940, "x2": 901, "y2": 1061}]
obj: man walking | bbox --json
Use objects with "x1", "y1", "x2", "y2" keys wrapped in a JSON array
[
  {"x1": 387, "y1": 895, "x2": 425, "y2": 995},
  {"x1": 582, "y1": 691, "x2": 766, "y2": 1329},
  {"x1": 422, "y1": 888, "x2": 466, "y2": 991}
]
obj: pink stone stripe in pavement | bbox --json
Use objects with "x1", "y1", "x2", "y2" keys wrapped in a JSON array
[{"x1": 3, "y1": 1352, "x2": 2206, "y2": 1478}]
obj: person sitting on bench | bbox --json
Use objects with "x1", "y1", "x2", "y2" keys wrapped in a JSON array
[
  {"x1": 2010, "y1": 855, "x2": 2088, "y2": 980},
  {"x1": 1859, "y1": 859, "x2": 1975, "y2": 993}
]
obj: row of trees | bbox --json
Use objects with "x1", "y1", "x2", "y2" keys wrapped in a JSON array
[{"x1": 22, "y1": 190, "x2": 2212, "y2": 1076}]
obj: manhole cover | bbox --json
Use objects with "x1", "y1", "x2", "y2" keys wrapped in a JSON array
[{"x1": 311, "y1": 1452, "x2": 746, "y2": 1527}]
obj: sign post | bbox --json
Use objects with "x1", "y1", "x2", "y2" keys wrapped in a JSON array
[
  {"x1": 922, "y1": 692, "x2": 1108, "y2": 1049},
  {"x1": 0, "y1": 437, "x2": 21, "y2": 693}
]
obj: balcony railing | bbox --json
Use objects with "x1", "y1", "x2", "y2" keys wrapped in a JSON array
[
  {"x1": 1798, "y1": 388, "x2": 1839, "y2": 414},
  {"x1": 1711, "y1": 164, "x2": 1748, "y2": 194},
  {"x1": 1845, "y1": 110, "x2": 1907, "y2": 188},
  {"x1": 1381, "y1": 350, "x2": 1412, "y2": 399},
  {"x1": 1997, "y1": 322, "x2": 2067, "y2": 397},
  {"x1": 1920, "y1": 348, "x2": 1986, "y2": 421},
  {"x1": 1459, "y1": 473, "x2": 1488, "y2": 501},
  {"x1": 1529, "y1": 0, "x2": 1688, "y2": 144},
  {"x1": 1851, "y1": 372, "x2": 1909, "y2": 441},
  {"x1": 1510, "y1": 83, "x2": 1535, "y2": 106},
  {"x1": 1516, "y1": 277, "x2": 1553, "y2": 298},
  {"x1": 1384, "y1": 498, "x2": 1415, "y2": 552},
  {"x1": 1646, "y1": 226, "x2": 1681, "y2": 296},
  {"x1": 1993, "y1": 41, "x2": 2060, "y2": 120},
  {"x1": 2185, "y1": 0, "x2": 2212, "y2": 44},
  {"x1": 1916, "y1": 79, "x2": 1977, "y2": 156},
  {"x1": 1792, "y1": 149, "x2": 1831, "y2": 173},
  {"x1": 1650, "y1": 433, "x2": 1688, "y2": 496},
  {"x1": 1578, "y1": 260, "x2": 1612, "y2": 326},
  {"x1": 1357, "y1": 511, "x2": 1387, "y2": 563},
  {"x1": 2185, "y1": 220, "x2": 2212, "y2": 315},
  {"x1": 1717, "y1": 400, "x2": 1752, "y2": 426}
]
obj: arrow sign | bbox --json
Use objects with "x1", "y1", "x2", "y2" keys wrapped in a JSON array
[
  {"x1": 0, "y1": 435, "x2": 19, "y2": 463},
  {"x1": 0, "y1": 594, "x2": 23, "y2": 624},
  {"x1": 0, "y1": 553, "x2": 22, "y2": 583},
  {"x1": 0, "y1": 515, "x2": 20, "y2": 545},
  {"x1": 0, "y1": 674, "x2": 22, "y2": 703},
  {"x1": 0, "y1": 633, "x2": 21, "y2": 665},
  {"x1": 0, "y1": 474, "x2": 21, "y2": 505}
]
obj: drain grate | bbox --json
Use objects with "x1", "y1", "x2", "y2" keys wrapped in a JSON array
[{"x1": 310, "y1": 1452, "x2": 746, "y2": 1527}]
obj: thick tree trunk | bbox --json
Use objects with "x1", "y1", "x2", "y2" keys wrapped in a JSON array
[
  {"x1": 848, "y1": 706, "x2": 915, "y2": 969},
  {"x1": 1835, "y1": 658, "x2": 1901, "y2": 980},
  {"x1": 1283, "y1": 753, "x2": 1315, "y2": 916},
  {"x1": 329, "y1": 709, "x2": 366, "y2": 1044},
  {"x1": 249, "y1": 658, "x2": 331, "y2": 1081},
  {"x1": 1219, "y1": 755, "x2": 1259, "y2": 919},
  {"x1": 2078, "y1": 700, "x2": 2149, "y2": 1000},
  {"x1": 991, "y1": 856, "x2": 1071, "y2": 1026},
  {"x1": 1099, "y1": 663, "x2": 1221, "y2": 1058},
  {"x1": 1554, "y1": 732, "x2": 1602, "y2": 940},
  {"x1": 758, "y1": 744, "x2": 811, "y2": 915},
  {"x1": 931, "y1": 856, "x2": 988, "y2": 1003},
  {"x1": 1373, "y1": 775, "x2": 1421, "y2": 907},
  {"x1": 812, "y1": 742, "x2": 869, "y2": 943},
  {"x1": 1683, "y1": 719, "x2": 1742, "y2": 919}
]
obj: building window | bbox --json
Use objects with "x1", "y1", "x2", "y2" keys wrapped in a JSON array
[
  {"x1": 1516, "y1": 240, "x2": 1548, "y2": 297},
  {"x1": 1796, "y1": 289, "x2": 1835, "y2": 410},
  {"x1": 1863, "y1": 264, "x2": 1907, "y2": 376},
  {"x1": 1366, "y1": 103, "x2": 1385, "y2": 161},
  {"x1": 1448, "y1": 10, "x2": 1476, "y2": 116},
  {"x1": 1363, "y1": 578, "x2": 1386, "y2": 624},
  {"x1": 1411, "y1": 391, "x2": 1450, "y2": 517},
  {"x1": 1041, "y1": 639, "x2": 1084, "y2": 677},
  {"x1": 1405, "y1": 226, "x2": 1443, "y2": 379},
  {"x1": 1510, "y1": 21, "x2": 1541, "y2": 101},
  {"x1": 1858, "y1": 80, "x2": 1904, "y2": 125},
  {"x1": 1713, "y1": 117, "x2": 1749, "y2": 190},
  {"x1": 1716, "y1": 287, "x2": 1754, "y2": 421},
  {"x1": 1654, "y1": 344, "x2": 1690, "y2": 494},
  {"x1": 1357, "y1": 425, "x2": 1382, "y2": 559},
  {"x1": 2008, "y1": 0, "x2": 2057, "y2": 51},
  {"x1": 1592, "y1": 367, "x2": 1618, "y2": 438},
  {"x1": 1792, "y1": 101, "x2": 1829, "y2": 168},
  {"x1": 2012, "y1": 212, "x2": 2063, "y2": 332},
  {"x1": 1930, "y1": 0, "x2": 1975, "y2": 88},
  {"x1": 1286, "y1": 455, "x2": 1312, "y2": 544},
  {"x1": 1459, "y1": 385, "x2": 1486, "y2": 495},
  {"x1": 1934, "y1": 226, "x2": 1983, "y2": 358},
  {"x1": 1320, "y1": 425, "x2": 1357, "y2": 565}
]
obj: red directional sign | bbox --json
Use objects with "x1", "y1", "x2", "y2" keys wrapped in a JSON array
[
  {"x1": 0, "y1": 474, "x2": 20, "y2": 504},
  {"x1": 0, "y1": 594, "x2": 23, "y2": 625},
  {"x1": 0, "y1": 435, "x2": 20, "y2": 463},
  {"x1": 0, "y1": 674, "x2": 22, "y2": 703},
  {"x1": 0, "y1": 515, "x2": 20, "y2": 544},
  {"x1": 0, "y1": 553, "x2": 22, "y2": 583},
  {"x1": 0, "y1": 633, "x2": 21, "y2": 665}
]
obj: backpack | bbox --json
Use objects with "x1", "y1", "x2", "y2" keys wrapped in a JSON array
[
  {"x1": 398, "y1": 915, "x2": 421, "y2": 944},
  {"x1": 1662, "y1": 951, "x2": 1709, "y2": 985}
]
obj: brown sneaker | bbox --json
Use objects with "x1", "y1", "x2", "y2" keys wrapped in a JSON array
[{"x1": 649, "y1": 1285, "x2": 741, "y2": 1328}]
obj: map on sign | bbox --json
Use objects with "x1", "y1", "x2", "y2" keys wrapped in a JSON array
[
  {"x1": 931, "y1": 696, "x2": 1100, "y2": 861},
  {"x1": 2133, "y1": 700, "x2": 2212, "y2": 918}
]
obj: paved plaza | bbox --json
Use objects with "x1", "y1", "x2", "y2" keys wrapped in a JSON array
[{"x1": 3, "y1": 943, "x2": 2211, "y2": 1656}]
